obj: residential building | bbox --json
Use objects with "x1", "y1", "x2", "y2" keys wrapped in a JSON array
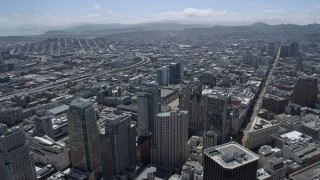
[{"x1": 151, "y1": 109, "x2": 188, "y2": 168}]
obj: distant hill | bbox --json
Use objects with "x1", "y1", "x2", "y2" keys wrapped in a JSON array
[
  {"x1": 63, "y1": 23, "x2": 210, "y2": 33},
  {"x1": 2, "y1": 22, "x2": 320, "y2": 41}
]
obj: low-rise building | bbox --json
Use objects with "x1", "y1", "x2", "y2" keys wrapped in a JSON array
[
  {"x1": 281, "y1": 131, "x2": 320, "y2": 167},
  {"x1": 289, "y1": 161, "x2": 320, "y2": 180},
  {"x1": 300, "y1": 115, "x2": 320, "y2": 142},
  {"x1": 181, "y1": 161, "x2": 203, "y2": 180},
  {"x1": 262, "y1": 93, "x2": 288, "y2": 114},
  {"x1": 244, "y1": 118, "x2": 279, "y2": 149},
  {"x1": 26, "y1": 135, "x2": 70, "y2": 171},
  {"x1": 135, "y1": 164, "x2": 173, "y2": 180}
]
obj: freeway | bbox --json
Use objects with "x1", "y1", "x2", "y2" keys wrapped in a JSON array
[
  {"x1": 242, "y1": 48, "x2": 280, "y2": 145},
  {"x1": 0, "y1": 53, "x2": 150, "y2": 102}
]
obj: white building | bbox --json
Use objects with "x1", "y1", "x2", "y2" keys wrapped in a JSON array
[
  {"x1": 151, "y1": 109, "x2": 188, "y2": 168},
  {"x1": 26, "y1": 134, "x2": 70, "y2": 171},
  {"x1": 245, "y1": 118, "x2": 279, "y2": 149}
]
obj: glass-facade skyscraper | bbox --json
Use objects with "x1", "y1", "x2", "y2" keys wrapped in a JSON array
[{"x1": 67, "y1": 98, "x2": 101, "y2": 177}]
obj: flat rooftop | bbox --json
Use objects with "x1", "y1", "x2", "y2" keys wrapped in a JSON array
[
  {"x1": 48, "y1": 105, "x2": 69, "y2": 115},
  {"x1": 135, "y1": 164, "x2": 172, "y2": 180},
  {"x1": 202, "y1": 89, "x2": 228, "y2": 99},
  {"x1": 161, "y1": 88, "x2": 174, "y2": 98},
  {"x1": 290, "y1": 161, "x2": 320, "y2": 180},
  {"x1": 156, "y1": 110, "x2": 188, "y2": 118},
  {"x1": 204, "y1": 143, "x2": 258, "y2": 169},
  {"x1": 280, "y1": 131, "x2": 304, "y2": 140}
]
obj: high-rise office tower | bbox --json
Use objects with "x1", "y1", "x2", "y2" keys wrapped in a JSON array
[
  {"x1": 151, "y1": 109, "x2": 188, "y2": 168},
  {"x1": 34, "y1": 110, "x2": 54, "y2": 139},
  {"x1": 137, "y1": 82, "x2": 160, "y2": 136},
  {"x1": 203, "y1": 90, "x2": 230, "y2": 144},
  {"x1": 290, "y1": 41, "x2": 299, "y2": 57},
  {"x1": 280, "y1": 45, "x2": 290, "y2": 58},
  {"x1": 67, "y1": 98, "x2": 101, "y2": 177},
  {"x1": 296, "y1": 53, "x2": 304, "y2": 72},
  {"x1": 169, "y1": 62, "x2": 183, "y2": 84},
  {"x1": 267, "y1": 42, "x2": 275, "y2": 52},
  {"x1": 100, "y1": 114, "x2": 136, "y2": 178},
  {"x1": 203, "y1": 143, "x2": 259, "y2": 180},
  {"x1": 291, "y1": 77, "x2": 318, "y2": 107},
  {"x1": 179, "y1": 78, "x2": 205, "y2": 134},
  {"x1": 0, "y1": 123, "x2": 37, "y2": 180},
  {"x1": 156, "y1": 66, "x2": 169, "y2": 86}
]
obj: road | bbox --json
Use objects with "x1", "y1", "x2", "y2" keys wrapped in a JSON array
[{"x1": 242, "y1": 48, "x2": 280, "y2": 145}]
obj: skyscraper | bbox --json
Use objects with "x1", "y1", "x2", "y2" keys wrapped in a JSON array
[
  {"x1": 267, "y1": 42, "x2": 275, "y2": 55},
  {"x1": 0, "y1": 123, "x2": 37, "y2": 180},
  {"x1": 156, "y1": 66, "x2": 168, "y2": 86},
  {"x1": 203, "y1": 90, "x2": 230, "y2": 144},
  {"x1": 137, "y1": 82, "x2": 160, "y2": 136},
  {"x1": 67, "y1": 98, "x2": 101, "y2": 177},
  {"x1": 151, "y1": 109, "x2": 188, "y2": 168},
  {"x1": 179, "y1": 78, "x2": 205, "y2": 134},
  {"x1": 280, "y1": 45, "x2": 290, "y2": 58},
  {"x1": 291, "y1": 77, "x2": 318, "y2": 107},
  {"x1": 290, "y1": 41, "x2": 299, "y2": 57},
  {"x1": 203, "y1": 143, "x2": 259, "y2": 180},
  {"x1": 34, "y1": 110, "x2": 54, "y2": 139},
  {"x1": 100, "y1": 114, "x2": 136, "y2": 178},
  {"x1": 296, "y1": 53, "x2": 304, "y2": 72},
  {"x1": 169, "y1": 62, "x2": 183, "y2": 84}
]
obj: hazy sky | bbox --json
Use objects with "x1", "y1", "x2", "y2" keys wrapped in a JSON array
[{"x1": 0, "y1": 0, "x2": 320, "y2": 35}]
